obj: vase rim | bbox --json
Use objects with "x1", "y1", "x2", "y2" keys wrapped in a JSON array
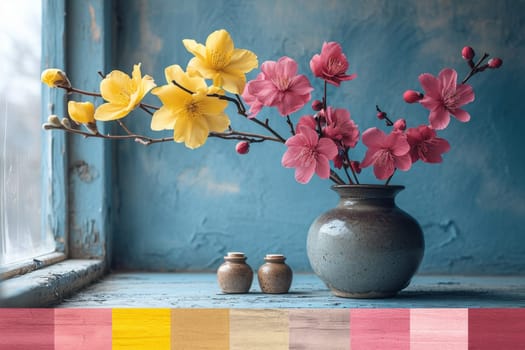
[
  {"x1": 330, "y1": 184, "x2": 405, "y2": 199},
  {"x1": 331, "y1": 184, "x2": 405, "y2": 190}
]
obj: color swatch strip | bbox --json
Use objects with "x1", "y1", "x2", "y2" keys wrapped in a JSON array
[{"x1": 0, "y1": 308, "x2": 524, "y2": 349}]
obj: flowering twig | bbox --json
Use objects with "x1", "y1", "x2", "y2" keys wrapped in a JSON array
[
  {"x1": 375, "y1": 105, "x2": 394, "y2": 126},
  {"x1": 171, "y1": 80, "x2": 288, "y2": 144},
  {"x1": 286, "y1": 115, "x2": 296, "y2": 135},
  {"x1": 41, "y1": 35, "x2": 502, "y2": 188},
  {"x1": 43, "y1": 122, "x2": 173, "y2": 145},
  {"x1": 462, "y1": 52, "x2": 490, "y2": 84}
]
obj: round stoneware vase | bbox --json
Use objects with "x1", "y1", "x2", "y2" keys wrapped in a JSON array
[{"x1": 307, "y1": 185, "x2": 424, "y2": 298}]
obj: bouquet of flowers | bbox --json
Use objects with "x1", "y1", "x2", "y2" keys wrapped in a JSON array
[{"x1": 41, "y1": 29, "x2": 502, "y2": 185}]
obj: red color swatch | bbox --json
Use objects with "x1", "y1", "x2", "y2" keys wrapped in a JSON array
[
  {"x1": 0, "y1": 308, "x2": 54, "y2": 350},
  {"x1": 54, "y1": 308, "x2": 112, "y2": 350},
  {"x1": 469, "y1": 308, "x2": 525, "y2": 349},
  {"x1": 350, "y1": 308, "x2": 410, "y2": 350}
]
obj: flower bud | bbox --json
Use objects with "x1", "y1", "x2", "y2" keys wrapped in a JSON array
[
  {"x1": 393, "y1": 118, "x2": 407, "y2": 131},
  {"x1": 488, "y1": 57, "x2": 503, "y2": 68},
  {"x1": 376, "y1": 111, "x2": 386, "y2": 120},
  {"x1": 47, "y1": 114, "x2": 61, "y2": 127},
  {"x1": 311, "y1": 99, "x2": 324, "y2": 111},
  {"x1": 86, "y1": 122, "x2": 98, "y2": 134},
  {"x1": 403, "y1": 90, "x2": 423, "y2": 104},
  {"x1": 68, "y1": 101, "x2": 95, "y2": 124},
  {"x1": 41, "y1": 68, "x2": 71, "y2": 89},
  {"x1": 350, "y1": 160, "x2": 361, "y2": 174},
  {"x1": 61, "y1": 118, "x2": 71, "y2": 129},
  {"x1": 461, "y1": 46, "x2": 475, "y2": 60},
  {"x1": 235, "y1": 141, "x2": 250, "y2": 155}
]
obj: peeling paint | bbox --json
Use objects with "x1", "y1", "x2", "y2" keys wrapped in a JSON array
[
  {"x1": 70, "y1": 160, "x2": 99, "y2": 183},
  {"x1": 88, "y1": 4, "x2": 101, "y2": 42},
  {"x1": 422, "y1": 220, "x2": 461, "y2": 248}
]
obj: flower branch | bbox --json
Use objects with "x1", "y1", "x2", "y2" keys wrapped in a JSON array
[{"x1": 40, "y1": 30, "x2": 502, "y2": 187}]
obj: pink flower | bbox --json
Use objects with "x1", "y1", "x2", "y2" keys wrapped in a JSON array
[
  {"x1": 406, "y1": 125, "x2": 450, "y2": 163},
  {"x1": 310, "y1": 42, "x2": 356, "y2": 86},
  {"x1": 322, "y1": 107, "x2": 359, "y2": 148},
  {"x1": 241, "y1": 72, "x2": 265, "y2": 118},
  {"x1": 419, "y1": 68, "x2": 475, "y2": 130},
  {"x1": 297, "y1": 115, "x2": 317, "y2": 131},
  {"x1": 282, "y1": 126, "x2": 338, "y2": 184},
  {"x1": 393, "y1": 118, "x2": 407, "y2": 131},
  {"x1": 247, "y1": 56, "x2": 313, "y2": 116},
  {"x1": 360, "y1": 128, "x2": 412, "y2": 180}
]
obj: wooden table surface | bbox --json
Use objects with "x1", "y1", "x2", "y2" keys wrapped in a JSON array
[{"x1": 57, "y1": 273, "x2": 525, "y2": 308}]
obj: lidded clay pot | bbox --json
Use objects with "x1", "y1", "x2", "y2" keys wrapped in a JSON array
[
  {"x1": 217, "y1": 252, "x2": 254, "y2": 293},
  {"x1": 257, "y1": 254, "x2": 293, "y2": 294}
]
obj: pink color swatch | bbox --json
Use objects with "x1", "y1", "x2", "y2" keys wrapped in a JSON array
[
  {"x1": 410, "y1": 308, "x2": 468, "y2": 350},
  {"x1": 0, "y1": 308, "x2": 54, "y2": 350},
  {"x1": 350, "y1": 308, "x2": 410, "y2": 350},
  {"x1": 54, "y1": 308, "x2": 112, "y2": 350}
]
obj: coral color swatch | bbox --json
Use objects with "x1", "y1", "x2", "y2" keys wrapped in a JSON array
[
  {"x1": 0, "y1": 308, "x2": 524, "y2": 349},
  {"x1": 350, "y1": 308, "x2": 411, "y2": 350},
  {"x1": 54, "y1": 309, "x2": 112, "y2": 350}
]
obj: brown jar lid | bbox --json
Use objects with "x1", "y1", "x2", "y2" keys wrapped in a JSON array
[
  {"x1": 264, "y1": 254, "x2": 286, "y2": 261},
  {"x1": 227, "y1": 252, "x2": 246, "y2": 258}
]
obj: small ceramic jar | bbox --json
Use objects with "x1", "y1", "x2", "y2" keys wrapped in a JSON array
[
  {"x1": 217, "y1": 252, "x2": 254, "y2": 293},
  {"x1": 257, "y1": 254, "x2": 293, "y2": 294}
]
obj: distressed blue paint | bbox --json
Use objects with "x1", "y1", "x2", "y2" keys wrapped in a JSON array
[
  {"x1": 45, "y1": 0, "x2": 114, "y2": 261},
  {"x1": 41, "y1": 0, "x2": 67, "y2": 254},
  {"x1": 58, "y1": 273, "x2": 525, "y2": 308},
  {"x1": 66, "y1": 0, "x2": 114, "y2": 261},
  {"x1": 101, "y1": 0, "x2": 525, "y2": 273}
]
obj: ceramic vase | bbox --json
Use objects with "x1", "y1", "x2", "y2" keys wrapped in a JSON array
[
  {"x1": 257, "y1": 254, "x2": 293, "y2": 294},
  {"x1": 307, "y1": 184, "x2": 424, "y2": 298},
  {"x1": 217, "y1": 252, "x2": 253, "y2": 293}
]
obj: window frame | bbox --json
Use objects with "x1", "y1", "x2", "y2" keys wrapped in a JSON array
[{"x1": 0, "y1": 0, "x2": 113, "y2": 306}]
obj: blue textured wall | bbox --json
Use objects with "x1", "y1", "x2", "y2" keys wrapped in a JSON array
[{"x1": 109, "y1": 0, "x2": 525, "y2": 274}]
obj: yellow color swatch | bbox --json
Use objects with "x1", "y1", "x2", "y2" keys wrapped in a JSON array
[
  {"x1": 230, "y1": 309, "x2": 288, "y2": 350},
  {"x1": 112, "y1": 308, "x2": 171, "y2": 350},
  {"x1": 171, "y1": 309, "x2": 229, "y2": 350}
]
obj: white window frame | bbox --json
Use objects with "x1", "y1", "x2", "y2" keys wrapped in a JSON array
[{"x1": 0, "y1": 0, "x2": 113, "y2": 307}]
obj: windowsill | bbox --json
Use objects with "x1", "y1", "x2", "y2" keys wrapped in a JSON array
[
  {"x1": 0, "y1": 259, "x2": 106, "y2": 307},
  {"x1": 56, "y1": 272, "x2": 525, "y2": 308},
  {"x1": 0, "y1": 252, "x2": 67, "y2": 280}
]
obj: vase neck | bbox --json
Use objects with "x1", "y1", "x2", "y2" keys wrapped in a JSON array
[{"x1": 332, "y1": 185, "x2": 403, "y2": 207}]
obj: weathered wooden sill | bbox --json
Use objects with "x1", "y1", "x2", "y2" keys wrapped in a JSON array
[
  {"x1": 0, "y1": 259, "x2": 105, "y2": 307},
  {"x1": 57, "y1": 273, "x2": 525, "y2": 308}
]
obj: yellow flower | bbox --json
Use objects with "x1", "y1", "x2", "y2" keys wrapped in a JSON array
[
  {"x1": 151, "y1": 65, "x2": 230, "y2": 149},
  {"x1": 68, "y1": 101, "x2": 95, "y2": 124},
  {"x1": 41, "y1": 68, "x2": 71, "y2": 88},
  {"x1": 94, "y1": 63, "x2": 156, "y2": 121},
  {"x1": 183, "y1": 29, "x2": 258, "y2": 94}
]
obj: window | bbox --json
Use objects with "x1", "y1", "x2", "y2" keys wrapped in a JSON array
[{"x1": 0, "y1": 0, "x2": 56, "y2": 267}]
